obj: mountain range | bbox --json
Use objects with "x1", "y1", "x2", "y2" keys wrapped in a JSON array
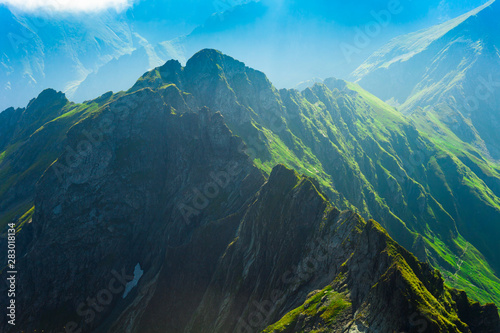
[
  {"x1": 0, "y1": 5, "x2": 135, "y2": 110},
  {"x1": 353, "y1": 0, "x2": 500, "y2": 160},
  {"x1": 0, "y1": 0, "x2": 492, "y2": 111},
  {"x1": 1, "y1": 0, "x2": 500, "y2": 331},
  {"x1": 0, "y1": 48, "x2": 499, "y2": 332}
]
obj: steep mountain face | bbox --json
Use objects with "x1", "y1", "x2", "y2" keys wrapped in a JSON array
[
  {"x1": 127, "y1": 50, "x2": 500, "y2": 306},
  {"x1": 1, "y1": 87, "x2": 265, "y2": 332},
  {"x1": 185, "y1": 166, "x2": 498, "y2": 333},
  {"x1": 1, "y1": 50, "x2": 500, "y2": 332},
  {"x1": 352, "y1": 0, "x2": 500, "y2": 160},
  {"x1": 2, "y1": 139, "x2": 499, "y2": 332},
  {"x1": 0, "y1": 89, "x2": 75, "y2": 232}
]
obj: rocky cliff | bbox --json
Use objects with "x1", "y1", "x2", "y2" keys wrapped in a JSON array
[
  {"x1": 0, "y1": 50, "x2": 500, "y2": 332},
  {"x1": 124, "y1": 49, "x2": 500, "y2": 306}
]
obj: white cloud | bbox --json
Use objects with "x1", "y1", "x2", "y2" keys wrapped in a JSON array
[{"x1": 0, "y1": 0, "x2": 134, "y2": 13}]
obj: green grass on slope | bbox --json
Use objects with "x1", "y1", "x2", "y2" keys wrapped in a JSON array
[
  {"x1": 262, "y1": 286, "x2": 351, "y2": 333},
  {"x1": 279, "y1": 84, "x2": 500, "y2": 309},
  {"x1": 330, "y1": 86, "x2": 500, "y2": 308},
  {"x1": 346, "y1": 82, "x2": 408, "y2": 131},
  {"x1": 424, "y1": 233, "x2": 500, "y2": 307},
  {"x1": 234, "y1": 117, "x2": 353, "y2": 211},
  {"x1": 409, "y1": 106, "x2": 500, "y2": 306},
  {"x1": 0, "y1": 100, "x2": 103, "y2": 230}
]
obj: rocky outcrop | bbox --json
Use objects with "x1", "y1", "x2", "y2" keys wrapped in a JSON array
[
  {"x1": 2, "y1": 87, "x2": 264, "y2": 332},
  {"x1": 125, "y1": 50, "x2": 500, "y2": 307},
  {"x1": 184, "y1": 165, "x2": 499, "y2": 333},
  {"x1": 7, "y1": 144, "x2": 498, "y2": 333},
  {"x1": 1, "y1": 50, "x2": 499, "y2": 333}
]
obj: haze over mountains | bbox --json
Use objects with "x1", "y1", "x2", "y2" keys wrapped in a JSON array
[
  {"x1": 1, "y1": 48, "x2": 500, "y2": 333},
  {"x1": 1, "y1": 0, "x2": 500, "y2": 332},
  {"x1": 0, "y1": 0, "x2": 250, "y2": 111},
  {"x1": 0, "y1": 5, "x2": 134, "y2": 110},
  {"x1": 0, "y1": 0, "x2": 491, "y2": 111},
  {"x1": 353, "y1": 0, "x2": 500, "y2": 160}
]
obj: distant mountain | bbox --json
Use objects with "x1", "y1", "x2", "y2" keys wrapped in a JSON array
[
  {"x1": 160, "y1": 0, "x2": 491, "y2": 89},
  {"x1": 1, "y1": 50, "x2": 499, "y2": 332},
  {"x1": 125, "y1": 0, "x2": 253, "y2": 42},
  {"x1": 71, "y1": 38, "x2": 184, "y2": 102},
  {"x1": 352, "y1": 0, "x2": 500, "y2": 160},
  {"x1": 0, "y1": 0, "x2": 491, "y2": 111},
  {"x1": 0, "y1": 5, "x2": 138, "y2": 111},
  {"x1": 0, "y1": 1, "x2": 264, "y2": 111},
  {"x1": 2, "y1": 51, "x2": 500, "y2": 332}
]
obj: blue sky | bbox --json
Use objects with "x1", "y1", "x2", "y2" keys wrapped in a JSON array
[{"x1": 0, "y1": 0, "x2": 489, "y2": 20}]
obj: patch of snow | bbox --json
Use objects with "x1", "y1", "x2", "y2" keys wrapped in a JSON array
[{"x1": 122, "y1": 263, "x2": 144, "y2": 299}]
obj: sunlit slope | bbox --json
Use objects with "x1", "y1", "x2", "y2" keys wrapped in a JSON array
[
  {"x1": 95, "y1": 50, "x2": 500, "y2": 306},
  {"x1": 353, "y1": 0, "x2": 500, "y2": 161},
  {"x1": 2, "y1": 50, "x2": 500, "y2": 307}
]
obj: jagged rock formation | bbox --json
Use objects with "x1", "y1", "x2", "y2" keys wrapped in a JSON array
[
  {"x1": 6, "y1": 88, "x2": 264, "y2": 332},
  {"x1": 3, "y1": 157, "x2": 500, "y2": 332},
  {"x1": 125, "y1": 49, "x2": 500, "y2": 306},
  {"x1": 0, "y1": 50, "x2": 499, "y2": 332},
  {"x1": 185, "y1": 165, "x2": 499, "y2": 333}
]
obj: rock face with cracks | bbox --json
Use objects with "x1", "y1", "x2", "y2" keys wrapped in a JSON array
[
  {"x1": 2, "y1": 87, "x2": 264, "y2": 332},
  {"x1": 0, "y1": 50, "x2": 499, "y2": 333}
]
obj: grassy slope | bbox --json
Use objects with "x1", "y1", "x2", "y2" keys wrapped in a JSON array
[
  {"x1": 409, "y1": 103, "x2": 500, "y2": 306},
  {"x1": 92, "y1": 70, "x2": 500, "y2": 307},
  {"x1": 2, "y1": 55, "x2": 500, "y2": 309},
  {"x1": 0, "y1": 93, "x2": 116, "y2": 229},
  {"x1": 255, "y1": 80, "x2": 500, "y2": 307},
  {"x1": 262, "y1": 285, "x2": 351, "y2": 333},
  {"x1": 347, "y1": 85, "x2": 500, "y2": 307},
  {"x1": 262, "y1": 211, "x2": 491, "y2": 332}
]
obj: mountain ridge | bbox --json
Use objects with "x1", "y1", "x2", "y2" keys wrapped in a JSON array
[
  {"x1": 1, "y1": 49, "x2": 500, "y2": 332},
  {"x1": 352, "y1": 0, "x2": 500, "y2": 161}
]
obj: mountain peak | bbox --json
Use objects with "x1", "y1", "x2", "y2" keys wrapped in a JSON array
[
  {"x1": 192, "y1": 48, "x2": 224, "y2": 58},
  {"x1": 27, "y1": 89, "x2": 68, "y2": 108},
  {"x1": 187, "y1": 48, "x2": 225, "y2": 66},
  {"x1": 185, "y1": 48, "x2": 246, "y2": 75},
  {"x1": 323, "y1": 77, "x2": 348, "y2": 92}
]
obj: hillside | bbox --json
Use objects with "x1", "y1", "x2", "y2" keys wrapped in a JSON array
[
  {"x1": 129, "y1": 50, "x2": 500, "y2": 306},
  {"x1": 1, "y1": 50, "x2": 500, "y2": 319},
  {"x1": 352, "y1": 0, "x2": 500, "y2": 160},
  {"x1": 0, "y1": 100, "x2": 497, "y2": 331}
]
